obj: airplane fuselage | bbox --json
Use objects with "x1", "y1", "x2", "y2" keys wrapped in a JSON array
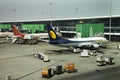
[{"x1": 46, "y1": 24, "x2": 108, "y2": 50}]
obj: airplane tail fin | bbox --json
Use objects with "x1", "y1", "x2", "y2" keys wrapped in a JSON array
[
  {"x1": 46, "y1": 24, "x2": 69, "y2": 44},
  {"x1": 11, "y1": 25, "x2": 25, "y2": 37}
]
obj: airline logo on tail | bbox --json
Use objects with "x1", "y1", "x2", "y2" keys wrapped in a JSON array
[
  {"x1": 46, "y1": 24, "x2": 59, "y2": 40},
  {"x1": 46, "y1": 24, "x2": 70, "y2": 44},
  {"x1": 12, "y1": 25, "x2": 25, "y2": 37},
  {"x1": 49, "y1": 30, "x2": 56, "y2": 39}
]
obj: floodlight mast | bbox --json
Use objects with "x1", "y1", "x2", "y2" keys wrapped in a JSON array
[
  {"x1": 109, "y1": 0, "x2": 112, "y2": 42},
  {"x1": 49, "y1": 2, "x2": 53, "y2": 27}
]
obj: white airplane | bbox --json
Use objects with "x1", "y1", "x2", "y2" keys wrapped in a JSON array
[
  {"x1": 11, "y1": 25, "x2": 49, "y2": 44},
  {"x1": 46, "y1": 24, "x2": 108, "y2": 50},
  {"x1": 0, "y1": 32, "x2": 13, "y2": 38}
]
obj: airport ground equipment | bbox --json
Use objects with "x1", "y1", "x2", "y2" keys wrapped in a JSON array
[
  {"x1": 42, "y1": 67, "x2": 53, "y2": 78},
  {"x1": 117, "y1": 45, "x2": 120, "y2": 50},
  {"x1": 69, "y1": 46, "x2": 81, "y2": 53},
  {"x1": 33, "y1": 53, "x2": 49, "y2": 62},
  {"x1": 89, "y1": 50, "x2": 97, "y2": 56},
  {"x1": 51, "y1": 65, "x2": 64, "y2": 75},
  {"x1": 80, "y1": 50, "x2": 89, "y2": 57},
  {"x1": 96, "y1": 55, "x2": 106, "y2": 66},
  {"x1": 42, "y1": 65, "x2": 63, "y2": 78},
  {"x1": 73, "y1": 48, "x2": 81, "y2": 53},
  {"x1": 104, "y1": 56, "x2": 114, "y2": 65},
  {"x1": 64, "y1": 62, "x2": 77, "y2": 73},
  {"x1": 52, "y1": 63, "x2": 77, "y2": 74},
  {"x1": 96, "y1": 55, "x2": 114, "y2": 66},
  {"x1": 5, "y1": 75, "x2": 16, "y2": 80},
  {"x1": 41, "y1": 62, "x2": 77, "y2": 79}
]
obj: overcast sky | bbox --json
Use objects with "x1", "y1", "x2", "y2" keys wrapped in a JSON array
[{"x1": 0, "y1": 0, "x2": 120, "y2": 22}]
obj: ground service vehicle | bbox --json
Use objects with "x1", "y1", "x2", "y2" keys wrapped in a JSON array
[
  {"x1": 117, "y1": 45, "x2": 120, "y2": 50},
  {"x1": 34, "y1": 53, "x2": 49, "y2": 62},
  {"x1": 96, "y1": 55, "x2": 114, "y2": 66},
  {"x1": 54, "y1": 65, "x2": 63, "y2": 75},
  {"x1": 42, "y1": 67, "x2": 53, "y2": 78},
  {"x1": 64, "y1": 62, "x2": 77, "y2": 73},
  {"x1": 41, "y1": 62, "x2": 77, "y2": 79}
]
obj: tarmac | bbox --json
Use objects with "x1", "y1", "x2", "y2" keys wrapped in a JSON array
[{"x1": 0, "y1": 41, "x2": 120, "y2": 80}]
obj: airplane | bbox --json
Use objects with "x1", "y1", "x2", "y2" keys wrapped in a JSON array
[
  {"x1": 0, "y1": 30, "x2": 13, "y2": 42},
  {"x1": 11, "y1": 25, "x2": 49, "y2": 44},
  {"x1": 0, "y1": 31, "x2": 13, "y2": 38},
  {"x1": 46, "y1": 24, "x2": 108, "y2": 51}
]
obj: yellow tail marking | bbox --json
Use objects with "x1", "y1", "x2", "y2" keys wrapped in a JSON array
[{"x1": 49, "y1": 30, "x2": 56, "y2": 39}]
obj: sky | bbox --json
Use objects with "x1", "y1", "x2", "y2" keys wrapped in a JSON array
[{"x1": 0, "y1": 0, "x2": 120, "y2": 22}]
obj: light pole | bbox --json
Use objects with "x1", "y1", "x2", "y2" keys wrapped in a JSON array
[
  {"x1": 49, "y1": 2, "x2": 53, "y2": 26},
  {"x1": 75, "y1": 8, "x2": 79, "y2": 17},
  {"x1": 41, "y1": 12, "x2": 44, "y2": 19},
  {"x1": 109, "y1": 0, "x2": 112, "y2": 42},
  {"x1": 13, "y1": 9, "x2": 16, "y2": 25}
]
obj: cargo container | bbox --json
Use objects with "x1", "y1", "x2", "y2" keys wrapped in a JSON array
[
  {"x1": 64, "y1": 62, "x2": 77, "y2": 73},
  {"x1": 76, "y1": 24, "x2": 104, "y2": 38},
  {"x1": 55, "y1": 65, "x2": 63, "y2": 74},
  {"x1": 42, "y1": 67, "x2": 53, "y2": 78}
]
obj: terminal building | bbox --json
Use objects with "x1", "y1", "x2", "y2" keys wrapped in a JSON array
[{"x1": 1, "y1": 17, "x2": 120, "y2": 41}]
